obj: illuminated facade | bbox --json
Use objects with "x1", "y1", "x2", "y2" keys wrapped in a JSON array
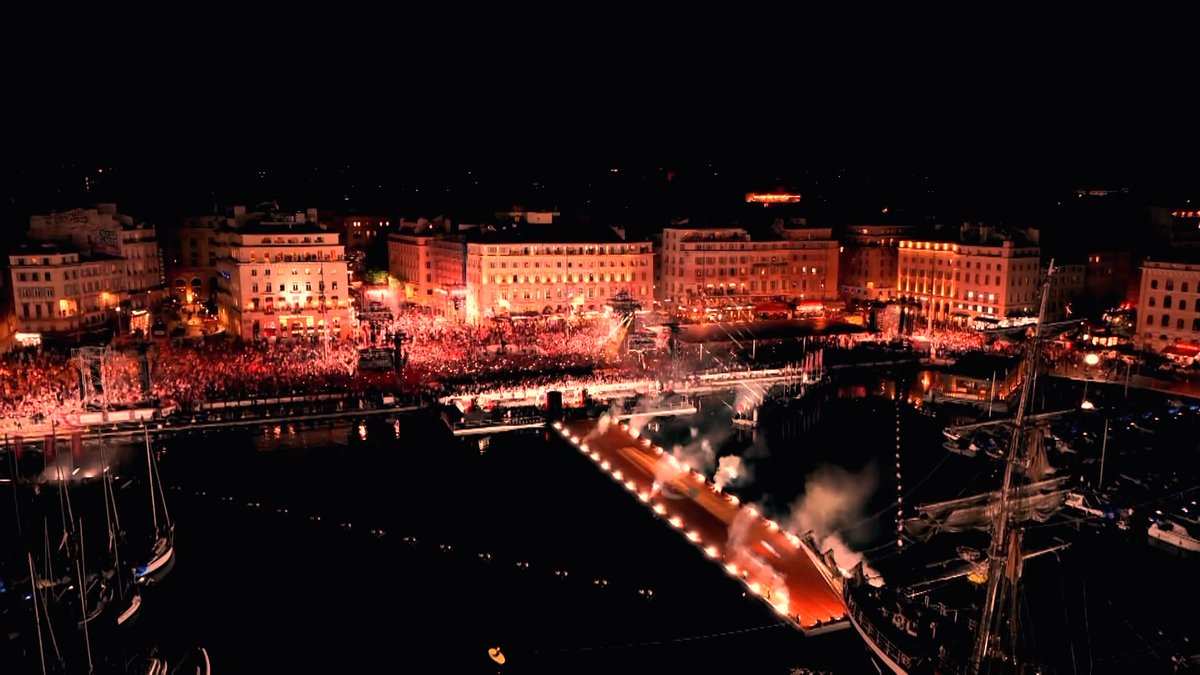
[
  {"x1": 659, "y1": 227, "x2": 839, "y2": 317},
  {"x1": 465, "y1": 240, "x2": 653, "y2": 323},
  {"x1": 387, "y1": 231, "x2": 467, "y2": 318},
  {"x1": 1136, "y1": 261, "x2": 1200, "y2": 352},
  {"x1": 897, "y1": 239, "x2": 1041, "y2": 325},
  {"x1": 215, "y1": 224, "x2": 352, "y2": 341},
  {"x1": 28, "y1": 204, "x2": 164, "y2": 311},
  {"x1": 839, "y1": 225, "x2": 910, "y2": 302},
  {"x1": 8, "y1": 243, "x2": 124, "y2": 338}
]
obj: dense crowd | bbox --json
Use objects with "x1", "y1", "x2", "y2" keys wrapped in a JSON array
[
  {"x1": 374, "y1": 311, "x2": 626, "y2": 384},
  {"x1": 0, "y1": 310, "x2": 631, "y2": 427}
]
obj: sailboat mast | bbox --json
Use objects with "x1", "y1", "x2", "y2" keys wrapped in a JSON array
[
  {"x1": 7, "y1": 434, "x2": 20, "y2": 537},
  {"x1": 76, "y1": 519, "x2": 94, "y2": 674},
  {"x1": 148, "y1": 429, "x2": 171, "y2": 527},
  {"x1": 100, "y1": 444, "x2": 124, "y2": 602},
  {"x1": 145, "y1": 425, "x2": 158, "y2": 533},
  {"x1": 970, "y1": 260, "x2": 1055, "y2": 673},
  {"x1": 28, "y1": 552, "x2": 48, "y2": 675}
]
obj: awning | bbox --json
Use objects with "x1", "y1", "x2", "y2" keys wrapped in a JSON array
[{"x1": 1163, "y1": 342, "x2": 1200, "y2": 357}]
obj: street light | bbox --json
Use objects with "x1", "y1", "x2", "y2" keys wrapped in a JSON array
[{"x1": 1084, "y1": 353, "x2": 1100, "y2": 367}]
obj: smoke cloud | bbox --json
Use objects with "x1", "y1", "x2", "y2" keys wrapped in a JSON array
[
  {"x1": 786, "y1": 464, "x2": 883, "y2": 583},
  {"x1": 714, "y1": 455, "x2": 748, "y2": 492}
]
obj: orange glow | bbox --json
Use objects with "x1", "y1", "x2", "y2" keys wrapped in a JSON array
[{"x1": 745, "y1": 193, "x2": 802, "y2": 204}]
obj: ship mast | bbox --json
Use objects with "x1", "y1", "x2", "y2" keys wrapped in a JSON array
[{"x1": 970, "y1": 260, "x2": 1055, "y2": 673}]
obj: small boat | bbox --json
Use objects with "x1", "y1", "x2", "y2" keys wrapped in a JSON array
[
  {"x1": 136, "y1": 426, "x2": 175, "y2": 585},
  {"x1": 117, "y1": 592, "x2": 143, "y2": 626},
  {"x1": 1148, "y1": 516, "x2": 1200, "y2": 553}
]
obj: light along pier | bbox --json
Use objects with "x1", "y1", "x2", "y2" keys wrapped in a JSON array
[{"x1": 553, "y1": 418, "x2": 848, "y2": 634}]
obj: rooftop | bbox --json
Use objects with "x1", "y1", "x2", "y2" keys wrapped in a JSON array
[{"x1": 234, "y1": 221, "x2": 330, "y2": 236}]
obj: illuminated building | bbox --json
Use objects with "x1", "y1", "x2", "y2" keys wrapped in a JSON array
[
  {"x1": 27, "y1": 204, "x2": 163, "y2": 312},
  {"x1": 387, "y1": 219, "x2": 467, "y2": 319},
  {"x1": 839, "y1": 225, "x2": 911, "y2": 302},
  {"x1": 214, "y1": 221, "x2": 352, "y2": 341},
  {"x1": 8, "y1": 242, "x2": 124, "y2": 339},
  {"x1": 659, "y1": 226, "x2": 839, "y2": 318},
  {"x1": 465, "y1": 239, "x2": 653, "y2": 324},
  {"x1": 745, "y1": 193, "x2": 802, "y2": 205},
  {"x1": 897, "y1": 237, "x2": 1040, "y2": 326},
  {"x1": 1135, "y1": 260, "x2": 1200, "y2": 352}
]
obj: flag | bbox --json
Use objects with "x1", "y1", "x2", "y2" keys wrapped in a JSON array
[{"x1": 44, "y1": 434, "x2": 56, "y2": 460}]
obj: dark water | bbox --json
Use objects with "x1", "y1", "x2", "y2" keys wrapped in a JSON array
[
  {"x1": 16, "y1": 371, "x2": 1196, "y2": 674},
  {"x1": 138, "y1": 414, "x2": 869, "y2": 675}
]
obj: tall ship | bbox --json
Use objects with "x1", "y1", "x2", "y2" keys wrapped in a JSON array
[{"x1": 842, "y1": 263, "x2": 1070, "y2": 674}]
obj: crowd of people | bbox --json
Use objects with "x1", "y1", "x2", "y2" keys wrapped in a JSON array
[
  {"x1": 376, "y1": 310, "x2": 628, "y2": 386},
  {"x1": 1, "y1": 306, "x2": 1022, "y2": 431}
]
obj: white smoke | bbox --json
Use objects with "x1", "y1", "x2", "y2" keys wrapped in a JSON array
[
  {"x1": 714, "y1": 455, "x2": 748, "y2": 492},
  {"x1": 787, "y1": 464, "x2": 884, "y2": 584}
]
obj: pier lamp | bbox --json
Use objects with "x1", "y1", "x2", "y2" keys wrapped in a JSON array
[{"x1": 1084, "y1": 353, "x2": 1100, "y2": 367}]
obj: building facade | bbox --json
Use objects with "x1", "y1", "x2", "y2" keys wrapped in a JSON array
[
  {"x1": 328, "y1": 214, "x2": 392, "y2": 252},
  {"x1": 1136, "y1": 261, "x2": 1200, "y2": 352},
  {"x1": 387, "y1": 230, "x2": 466, "y2": 317},
  {"x1": 465, "y1": 240, "x2": 654, "y2": 323},
  {"x1": 1043, "y1": 262, "x2": 1085, "y2": 322},
  {"x1": 8, "y1": 243, "x2": 124, "y2": 339},
  {"x1": 1083, "y1": 250, "x2": 1135, "y2": 309},
  {"x1": 28, "y1": 204, "x2": 163, "y2": 311},
  {"x1": 659, "y1": 227, "x2": 839, "y2": 318},
  {"x1": 839, "y1": 225, "x2": 910, "y2": 302},
  {"x1": 214, "y1": 224, "x2": 352, "y2": 342},
  {"x1": 897, "y1": 239, "x2": 1041, "y2": 325}
]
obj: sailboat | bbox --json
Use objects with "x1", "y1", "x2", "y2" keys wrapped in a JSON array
[
  {"x1": 98, "y1": 441, "x2": 143, "y2": 626},
  {"x1": 844, "y1": 262, "x2": 1070, "y2": 674},
  {"x1": 135, "y1": 425, "x2": 174, "y2": 585}
]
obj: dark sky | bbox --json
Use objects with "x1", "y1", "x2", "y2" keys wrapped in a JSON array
[{"x1": 5, "y1": 37, "x2": 1195, "y2": 228}]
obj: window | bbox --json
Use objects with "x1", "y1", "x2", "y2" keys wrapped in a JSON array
[
  {"x1": 1147, "y1": 314, "x2": 1154, "y2": 325},
  {"x1": 251, "y1": 269, "x2": 257, "y2": 276},
  {"x1": 1161, "y1": 314, "x2": 1170, "y2": 327},
  {"x1": 1193, "y1": 318, "x2": 1200, "y2": 332},
  {"x1": 305, "y1": 282, "x2": 312, "y2": 291},
  {"x1": 1149, "y1": 297, "x2": 1156, "y2": 307},
  {"x1": 292, "y1": 283, "x2": 299, "y2": 292},
  {"x1": 1165, "y1": 295, "x2": 1173, "y2": 309},
  {"x1": 1182, "y1": 300, "x2": 1189, "y2": 312},
  {"x1": 1151, "y1": 279, "x2": 1159, "y2": 289},
  {"x1": 1166, "y1": 279, "x2": 1175, "y2": 291},
  {"x1": 1178, "y1": 319, "x2": 1185, "y2": 330},
  {"x1": 1184, "y1": 282, "x2": 1191, "y2": 293},
  {"x1": 266, "y1": 283, "x2": 273, "y2": 292},
  {"x1": 265, "y1": 269, "x2": 271, "y2": 276},
  {"x1": 252, "y1": 283, "x2": 259, "y2": 293}
]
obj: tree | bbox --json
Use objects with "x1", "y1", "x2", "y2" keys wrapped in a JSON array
[{"x1": 363, "y1": 269, "x2": 390, "y2": 285}]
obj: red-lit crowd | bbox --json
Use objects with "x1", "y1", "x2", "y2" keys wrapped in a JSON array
[
  {"x1": 0, "y1": 311, "x2": 631, "y2": 427},
  {"x1": 374, "y1": 311, "x2": 626, "y2": 387}
]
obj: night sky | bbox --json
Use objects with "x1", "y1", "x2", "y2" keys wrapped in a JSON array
[{"x1": 5, "y1": 37, "x2": 1195, "y2": 229}]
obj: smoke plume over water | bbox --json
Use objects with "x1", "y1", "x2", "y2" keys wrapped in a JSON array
[{"x1": 786, "y1": 464, "x2": 883, "y2": 583}]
